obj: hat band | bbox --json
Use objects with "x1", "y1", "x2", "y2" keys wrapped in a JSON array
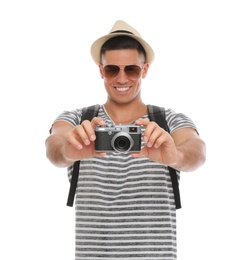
[{"x1": 111, "y1": 30, "x2": 133, "y2": 35}]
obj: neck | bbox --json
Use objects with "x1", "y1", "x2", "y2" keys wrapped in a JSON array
[{"x1": 104, "y1": 101, "x2": 147, "y2": 124}]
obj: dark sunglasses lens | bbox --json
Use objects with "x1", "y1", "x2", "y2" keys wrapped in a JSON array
[
  {"x1": 124, "y1": 65, "x2": 141, "y2": 79},
  {"x1": 103, "y1": 65, "x2": 142, "y2": 79},
  {"x1": 103, "y1": 65, "x2": 120, "y2": 78}
]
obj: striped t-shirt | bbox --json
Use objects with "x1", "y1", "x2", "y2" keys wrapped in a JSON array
[{"x1": 54, "y1": 105, "x2": 197, "y2": 260}]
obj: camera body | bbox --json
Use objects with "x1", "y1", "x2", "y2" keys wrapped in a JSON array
[{"x1": 95, "y1": 124, "x2": 141, "y2": 153}]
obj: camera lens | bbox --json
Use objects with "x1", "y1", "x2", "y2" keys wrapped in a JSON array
[
  {"x1": 115, "y1": 136, "x2": 130, "y2": 151},
  {"x1": 111, "y1": 132, "x2": 134, "y2": 152}
]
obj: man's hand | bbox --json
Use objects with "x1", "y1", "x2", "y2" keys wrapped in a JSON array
[
  {"x1": 132, "y1": 118, "x2": 178, "y2": 166},
  {"x1": 132, "y1": 118, "x2": 206, "y2": 172},
  {"x1": 46, "y1": 117, "x2": 106, "y2": 167}
]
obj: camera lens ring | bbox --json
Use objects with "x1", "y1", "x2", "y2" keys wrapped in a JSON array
[{"x1": 111, "y1": 132, "x2": 134, "y2": 153}]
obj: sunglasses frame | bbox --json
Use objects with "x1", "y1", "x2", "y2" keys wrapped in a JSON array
[{"x1": 101, "y1": 64, "x2": 144, "y2": 80}]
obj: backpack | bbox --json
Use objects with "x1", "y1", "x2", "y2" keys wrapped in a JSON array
[{"x1": 66, "y1": 104, "x2": 181, "y2": 209}]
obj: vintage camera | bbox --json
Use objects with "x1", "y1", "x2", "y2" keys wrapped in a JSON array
[{"x1": 95, "y1": 124, "x2": 141, "y2": 153}]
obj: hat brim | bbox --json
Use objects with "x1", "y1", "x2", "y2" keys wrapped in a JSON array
[{"x1": 90, "y1": 32, "x2": 155, "y2": 65}]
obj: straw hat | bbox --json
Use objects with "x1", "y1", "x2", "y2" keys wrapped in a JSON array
[{"x1": 90, "y1": 20, "x2": 155, "y2": 64}]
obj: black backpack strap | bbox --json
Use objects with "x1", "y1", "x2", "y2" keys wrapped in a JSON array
[
  {"x1": 66, "y1": 104, "x2": 99, "y2": 207},
  {"x1": 148, "y1": 105, "x2": 182, "y2": 209}
]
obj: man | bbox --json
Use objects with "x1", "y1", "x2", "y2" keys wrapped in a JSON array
[{"x1": 46, "y1": 20, "x2": 206, "y2": 260}]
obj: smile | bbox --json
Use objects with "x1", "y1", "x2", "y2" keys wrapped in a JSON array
[{"x1": 116, "y1": 87, "x2": 130, "y2": 92}]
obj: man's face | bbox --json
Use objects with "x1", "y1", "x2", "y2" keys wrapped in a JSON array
[{"x1": 99, "y1": 49, "x2": 149, "y2": 104}]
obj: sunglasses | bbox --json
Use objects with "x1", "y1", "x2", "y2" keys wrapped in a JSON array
[{"x1": 102, "y1": 64, "x2": 143, "y2": 80}]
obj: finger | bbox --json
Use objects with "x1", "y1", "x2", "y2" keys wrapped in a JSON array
[
  {"x1": 80, "y1": 120, "x2": 96, "y2": 143},
  {"x1": 91, "y1": 117, "x2": 106, "y2": 128},
  {"x1": 152, "y1": 134, "x2": 168, "y2": 148},
  {"x1": 131, "y1": 147, "x2": 147, "y2": 158},
  {"x1": 94, "y1": 152, "x2": 107, "y2": 157},
  {"x1": 142, "y1": 121, "x2": 159, "y2": 146},
  {"x1": 66, "y1": 132, "x2": 84, "y2": 150},
  {"x1": 131, "y1": 151, "x2": 144, "y2": 158},
  {"x1": 74, "y1": 124, "x2": 93, "y2": 145},
  {"x1": 80, "y1": 117, "x2": 105, "y2": 141},
  {"x1": 77, "y1": 117, "x2": 106, "y2": 146},
  {"x1": 135, "y1": 118, "x2": 150, "y2": 126},
  {"x1": 81, "y1": 117, "x2": 104, "y2": 140}
]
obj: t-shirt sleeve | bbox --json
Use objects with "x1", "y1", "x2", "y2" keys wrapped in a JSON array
[
  {"x1": 165, "y1": 108, "x2": 198, "y2": 134},
  {"x1": 53, "y1": 108, "x2": 83, "y2": 127},
  {"x1": 49, "y1": 108, "x2": 83, "y2": 134}
]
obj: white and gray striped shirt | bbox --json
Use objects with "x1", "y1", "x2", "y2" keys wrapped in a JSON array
[{"x1": 54, "y1": 105, "x2": 197, "y2": 260}]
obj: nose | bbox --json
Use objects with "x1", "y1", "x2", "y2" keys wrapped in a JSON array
[{"x1": 116, "y1": 68, "x2": 128, "y2": 84}]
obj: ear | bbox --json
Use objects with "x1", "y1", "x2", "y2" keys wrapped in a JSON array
[
  {"x1": 99, "y1": 63, "x2": 104, "y2": 79},
  {"x1": 142, "y1": 63, "x2": 150, "y2": 78}
]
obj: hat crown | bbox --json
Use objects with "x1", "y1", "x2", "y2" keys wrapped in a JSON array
[
  {"x1": 109, "y1": 20, "x2": 142, "y2": 38},
  {"x1": 90, "y1": 20, "x2": 154, "y2": 64}
]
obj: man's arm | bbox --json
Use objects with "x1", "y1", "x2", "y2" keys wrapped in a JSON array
[
  {"x1": 45, "y1": 121, "x2": 77, "y2": 167},
  {"x1": 170, "y1": 127, "x2": 206, "y2": 172},
  {"x1": 133, "y1": 118, "x2": 206, "y2": 172},
  {"x1": 45, "y1": 118, "x2": 106, "y2": 168}
]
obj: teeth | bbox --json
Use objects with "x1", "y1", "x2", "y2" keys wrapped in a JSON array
[{"x1": 116, "y1": 87, "x2": 129, "y2": 92}]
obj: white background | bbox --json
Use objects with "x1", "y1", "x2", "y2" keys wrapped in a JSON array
[{"x1": 1, "y1": 0, "x2": 248, "y2": 259}]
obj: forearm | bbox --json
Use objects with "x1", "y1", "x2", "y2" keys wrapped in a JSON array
[
  {"x1": 45, "y1": 135, "x2": 75, "y2": 168},
  {"x1": 171, "y1": 138, "x2": 206, "y2": 172}
]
